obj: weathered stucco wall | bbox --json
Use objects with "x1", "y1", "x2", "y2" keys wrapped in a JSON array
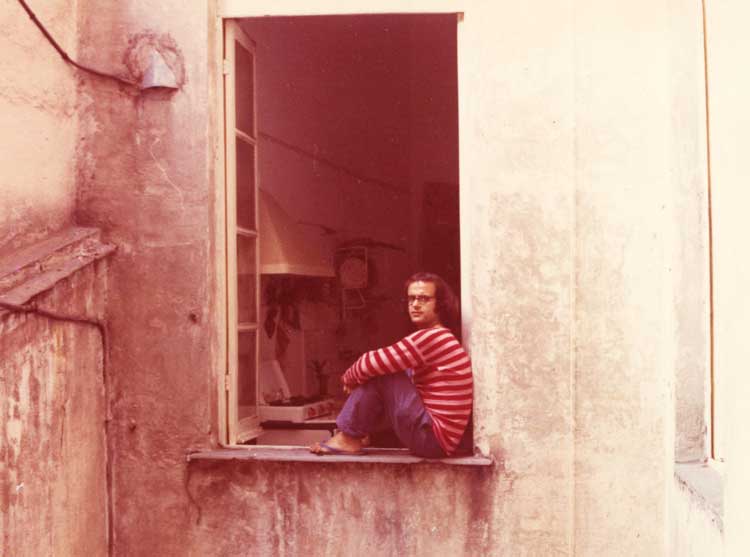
[
  {"x1": 187, "y1": 460, "x2": 509, "y2": 555},
  {"x1": 68, "y1": 1, "x2": 732, "y2": 556},
  {"x1": 704, "y1": 0, "x2": 750, "y2": 554},
  {"x1": 669, "y1": 0, "x2": 711, "y2": 465},
  {"x1": 670, "y1": 1, "x2": 750, "y2": 553},
  {"x1": 0, "y1": 0, "x2": 79, "y2": 254},
  {"x1": 74, "y1": 1, "x2": 219, "y2": 555},
  {"x1": 462, "y1": 1, "x2": 575, "y2": 551},
  {"x1": 0, "y1": 261, "x2": 109, "y2": 557},
  {"x1": 71, "y1": 2, "x2": 567, "y2": 554},
  {"x1": 571, "y1": 0, "x2": 674, "y2": 552}
]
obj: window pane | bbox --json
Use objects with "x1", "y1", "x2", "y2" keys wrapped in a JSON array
[
  {"x1": 235, "y1": 41, "x2": 255, "y2": 136},
  {"x1": 237, "y1": 234, "x2": 257, "y2": 323},
  {"x1": 238, "y1": 330, "x2": 257, "y2": 408},
  {"x1": 236, "y1": 139, "x2": 256, "y2": 230}
]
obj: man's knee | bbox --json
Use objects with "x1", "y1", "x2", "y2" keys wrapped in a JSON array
[{"x1": 351, "y1": 373, "x2": 413, "y2": 405}]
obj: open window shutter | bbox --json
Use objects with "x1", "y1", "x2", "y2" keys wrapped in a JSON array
[{"x1": 224, "y1": 20, "x2": 261, "y2": 444}]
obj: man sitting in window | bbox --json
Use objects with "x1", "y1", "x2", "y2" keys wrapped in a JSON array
[{"x1": 310, "y1": 272, "x2": 473, "y2": 457}]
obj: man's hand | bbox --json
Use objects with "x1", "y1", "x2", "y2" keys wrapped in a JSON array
[{"x1": 343, "y1": 383, "x2": 358, "y2": 395}]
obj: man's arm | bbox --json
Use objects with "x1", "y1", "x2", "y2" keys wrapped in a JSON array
[
  {"x1": 341, "y1": 326, "x2": 465, "y2": 387},
  {"x1": 341, "y1": 332, "x2": 425, "y2": 387}
]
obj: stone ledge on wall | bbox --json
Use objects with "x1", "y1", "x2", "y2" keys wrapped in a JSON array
[
  {"x1": 187, "y1": 446, "x2": 495, "y2": 466},
  {"x1": 675, "y1": 462, "x2": 724, "y2": 532},
  {"x1": 0, "y1": 226, "x2": 116, "y2": 313}
]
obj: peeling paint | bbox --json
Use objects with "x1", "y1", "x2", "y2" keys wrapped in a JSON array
[{"x1": 0, "y1": 263, "x2": 109, "y2": 556}]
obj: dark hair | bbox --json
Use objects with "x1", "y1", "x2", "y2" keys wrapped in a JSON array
[{"x1": 404, "y1": 272, "x2": 460, "y2": 335}]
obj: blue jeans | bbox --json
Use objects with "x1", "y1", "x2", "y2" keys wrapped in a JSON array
[{"x1": 336, "y1": 372, "x2": 472, "y2": 458}]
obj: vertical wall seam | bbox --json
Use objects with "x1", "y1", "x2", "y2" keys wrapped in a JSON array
[{"x1": 700, "y1": 0, "x2": 716, "y2": 461}]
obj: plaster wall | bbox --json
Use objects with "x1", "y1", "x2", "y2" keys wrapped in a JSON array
[
  {"x1": 0, "y1": 262, "x2": 108, "y2": 557},
  {"x1": 74, "y1": 2, "x2": 220, "y2": 555},
  {"x1": 0, "y1": 0, "x2": 79, "y2": 254},
  {"x1": 461, "y1": 2, "x2": 576, "y2": 552},
  {"x1": 71, "y1": 1, "x2": 712, "y2": 556},
  {"x1": 703, "y1": 0, "x2": 750, "y2": 553},
  {"x1": 669, "y1": 0, "x2": 710, "y2": 464}
]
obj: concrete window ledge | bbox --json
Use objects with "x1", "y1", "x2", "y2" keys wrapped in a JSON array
[
  {"x1": 675, "y1": 462, "x2": 724, "y2": 531},
  {"x1": 187, "y1": 447, "x2": 495, "y2": 466}
]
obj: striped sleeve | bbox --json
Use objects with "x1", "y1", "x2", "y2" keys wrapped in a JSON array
[{"x1": 341, "y1": 330, "x2": 426, "y2": 386}]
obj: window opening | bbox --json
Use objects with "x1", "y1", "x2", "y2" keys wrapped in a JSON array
[{"x1": 223, "y1": 14, "x2": 462, "y2": 450}]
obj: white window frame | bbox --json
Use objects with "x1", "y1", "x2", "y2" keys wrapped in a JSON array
[{"x1": 217, "y1": 19, "x2": 262, "y2": 446}]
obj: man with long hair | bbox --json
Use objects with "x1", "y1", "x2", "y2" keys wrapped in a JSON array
[{"x1": 310, "y1": 272, "x2": 473, "y2": 457}]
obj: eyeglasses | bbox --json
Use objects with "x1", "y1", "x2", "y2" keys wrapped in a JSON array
[{"x1": 405, "y1": 295, "x2": 435, "y2": 305}]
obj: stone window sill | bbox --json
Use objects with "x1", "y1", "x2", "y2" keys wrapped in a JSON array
[
  {"x1": 675, "y1": 461, "x2": 724, "y2": 531},
  {"x1": 187, "y1": 446, "x2": 495, "y2": 466}
]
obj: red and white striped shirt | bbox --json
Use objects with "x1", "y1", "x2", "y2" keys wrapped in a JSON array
[{"x1": 341, "y1": 326, "x2": 473, "y2": 455}]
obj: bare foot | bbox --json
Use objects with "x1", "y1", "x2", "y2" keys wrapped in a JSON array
[{"x1": 309, "y1": 431, "x2": 364, "y2": 454}]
